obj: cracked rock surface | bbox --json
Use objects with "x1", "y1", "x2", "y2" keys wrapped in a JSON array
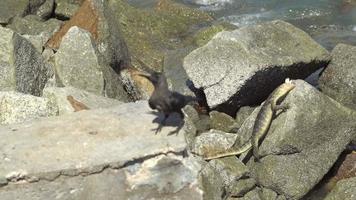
[{"x1": 0, "y1": 101, "x2": 198, "y2": 199}]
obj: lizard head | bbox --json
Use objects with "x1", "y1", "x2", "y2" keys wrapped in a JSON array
[{"x1": 284, "y1": 78, "x2": 296, "y2": 91}]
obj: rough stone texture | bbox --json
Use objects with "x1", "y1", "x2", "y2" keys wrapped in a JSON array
[
  {"x1": 0, "y1": 27, "x2": 53, "y2": 96},
  {"x1": 0, "y1": 101, "x2": 200, "y2": 199},
  {"x1": 0, "y1": 91, "x2": 58, "y2": 125},
  {"x1": 325, "y1": 177, "x2": 356, "y2": 200},
  {"x1": 0, "y1": 154, "x2": 203, "y2": 200},
  {"x1": 209, "y1": 157, "x2": 249, "y2": 186},
  {"x1": 0, "y1": 0, "x2": 28, "y2": 24},
  {"x1": 7, "y1": 15, "x2": 62, "y2": 36},
  {"x1": 55, "y1": 26, "x2": 103, "y2": 94},
  {"x1": 239, "y1": 80, "x2": 356, "y2": 199},
  {"x1": 228, "y1": 178, "x2": 256, "y2": 198},
  {"x1": 55, "y1": 1, "x2": 79, "y2": 19},
  {"x1": 199, "y1": 162, "x2": 226, "y2": 200},
  {"x1": 36, "y1": 0, "x2": 55, "y2": 20},
  {"x1": 164, "y1": 47, "x2": 196, "y2": 96},
  {"x1": 234, "y1": 106, "x2": 254, "y2": 129},
  {"x1": 233, "y1": 188, "x2": 261, "y2": 200},
  {"x1": 43, "y1": 86, "x2": 123, "y2": 115},
  {"x1": 183, "y1": 20, "x2": 330, "y2": 115},
  {"x1": 47, "y1": 0, "x2": 130, "y2": 70},
  {"x1": 55, "y1": 26, "x2": 116, "y2": 99},
  {"x1": 192, "y1": 129, "x2": 238, "y2": 158},
  {"x1": 210, "y1": 111, "x2": 239, "y2": 133},
  {"x1": 319, "y1": 43, "x2": 356, "y2": 110}
]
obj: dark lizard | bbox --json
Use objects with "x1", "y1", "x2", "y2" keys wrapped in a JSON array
[{"x1": 203, "y1": 78, "x2": 295, "y2": 160}]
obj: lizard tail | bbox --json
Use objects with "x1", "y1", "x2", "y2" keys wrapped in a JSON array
[{"x1": 204, "y1": 141, "x2": 252, "y2": 160}]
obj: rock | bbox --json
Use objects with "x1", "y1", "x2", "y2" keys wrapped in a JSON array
[
  {"x1": 55, "y1": 0, "x2": 80, "y2": 19},
  {"x1": 36, "y1": 0, "x2": 55, "y2": 20},
  {"x1": 234, "y1": 106, "x2": 255, "y2": 129},
  {"x1": 54, "y1": 26, "x2": 129, "y2": 101},
  {"x1": 54, "y1": 26, "x2": 104, "y2": 94},
  {"x1": 0, "y1": 27, "x2": 53, "y2": 96},
  {"x1": 193, "y1": 22, "x2": 236, "y2": 47},
  {"x1": 228, "y1": 178, "x2": 256, "y2": 198},
  {"x1": 240, "y1": 80, "x2": 356, "y2": 199},
  {"x1": 210, "y1": 111, "x2": 239, "y2": 133},
  {"x1": 189, "y1": 0, "x2": 232, "y2": 6},
  {"x1": 183, "y1": 20, "x2": 330, "y2": 115},
  {"x1": 319, "y1": 43, "x2": 356, "y2": 110},
  {"x1": 181, "y1": 105, "x2": 199, "y2": 150},
  {"x1": 110, "y1": 0, "x2": 212, "y2": 70},
  {"x1": 7, "y1": 15, "x2": 62, "y2": 36},
  {"x1": 47, "y1": 0, "x2": 130, "y2": 70},
  {"x1": 0, "y1": 101, "x2": 200, "y2": 199},
  {"x1": 325, "y1": 177, "x2": 356, "y2": 200},
  {"x1": 0, "y1": 0, "x2": 28, "y2": 24},
  {"x1": 0, "y1": 91, "x2": 58, "y2": 125},
  {"x1": 259, "y1": 188, "x2": 278, "y2": 200},
  {"x1": 326, "y1": 151, "x2": 356, "y2": 190},
  {"x1": 209, "y1": 157, "x2": 250, "y2": 186},
  {"x1": 233, "y1": 188, "x2": 261, "y2": 200},
  {"x1": 164, "y1": 47, "x2": 196, "y2": 96},
  {"x1": 192, "y1": 129, "x2": 238, "y2": 158},
  {"x1": 43, "y1": 86, "x2": 123, "y2": 115},
  {"x1": 199, "y1": 162, "x2": 227, "y2": 200}
]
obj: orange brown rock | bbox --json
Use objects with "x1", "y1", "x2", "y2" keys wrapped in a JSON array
[{"x1": 46, "y1": 0, "x2": 98, "y2": 49}]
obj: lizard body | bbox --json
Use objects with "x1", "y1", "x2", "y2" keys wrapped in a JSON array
[{"x1": 204, "y1": 79, "x2": 295, "y2": 160}]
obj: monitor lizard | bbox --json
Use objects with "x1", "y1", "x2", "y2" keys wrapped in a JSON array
[{"x1": 204, "y1": 78, "x2": 296, "y2": 160}]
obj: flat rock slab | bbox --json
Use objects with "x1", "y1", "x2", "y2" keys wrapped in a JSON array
[
  {"x1": 184, "y1": 20, "x2": 330, "y2": 115},
  {"x1": 0, "y1": 101, "x2": 186, "y2": 186}
]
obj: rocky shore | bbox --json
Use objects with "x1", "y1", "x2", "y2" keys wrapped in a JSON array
[{"x1": 0, "y1": 0, "x2": 355, "y2": 199}]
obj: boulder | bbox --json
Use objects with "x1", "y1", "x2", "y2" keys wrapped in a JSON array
[
  {"x1": 238, "y1": 80, "x2": 356, "y2": 199},
  {"x1": 0, "y1": 101, "x2": 204, "y2": 199},
  {"x1": 209, "y1": 157, "x2": 250, "y2": 185},
  {"x1": 55, "y1": 0, "x2": 80, "y2": 19},
  {"x1": 325, "y1": 177, "x2": 356, "y2": 200},
  {"x1": 36, "y1": 0, "x2": 55, "y2": 20},
  {"x1": 192, "y1": 129, "x2": 238, "y2": 158},
  {"x1": 54, "y1": 26, "x2": 129, "y2": 101},
  {"x1": 0, "y1": 27, "x2": 53, "y2": 96},
  {"x1": 0, "y1": 0, "x2": 28, "y2": 24},
  {"x1": 43, "y1": 86, "x2": 123, "y2": 115},
  {"x1": 0, "y1": 91, "x2": 58, "y2": 125},
  {"x1": 7, "y1": 15, "x2": 62, "y2": 36},
  {"x1": 209, "y1": 111, "x2": 239, "y2": 133},
  {"x1": 183, "y1": 20, "x2": 330, "y2": 115},
  {"x1": 319, "y1": 43, "x2": 356, "y2": 110}
]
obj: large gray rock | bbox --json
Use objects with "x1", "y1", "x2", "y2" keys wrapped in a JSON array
[
  {"x1": 54, "y1": 26, "x2": 129, "y2": 101},
  {"x1": 325, "y1": 177, "x2": 356, "y2": 200},
  {"x1": 238, "y1": 80, "x2": 356, "y2": 199},
  {"x1": 7, "y1": 15, "x2": 62, "y2": 36},
  {"x1": 183, "y1": 20, "x2": 330, "y2": 115},
  {"x1": 0, "y1": 101, "x2": 203, "y2": 199},
  {"x1": 43, "y1": 86, "x2": 123, "y2": 115},
  {"x1": 319, "y1": 43, "x2": 356, "y2": 110},
  {"x1": 0, "y1": 27, "x2": 53, "y2": 96},
  {"x1": 0, "y1": 0, "x2": 28, "y2": 24},
  {"x1": 0, "y1": 91, "x2": 58, "y2": 125}
]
